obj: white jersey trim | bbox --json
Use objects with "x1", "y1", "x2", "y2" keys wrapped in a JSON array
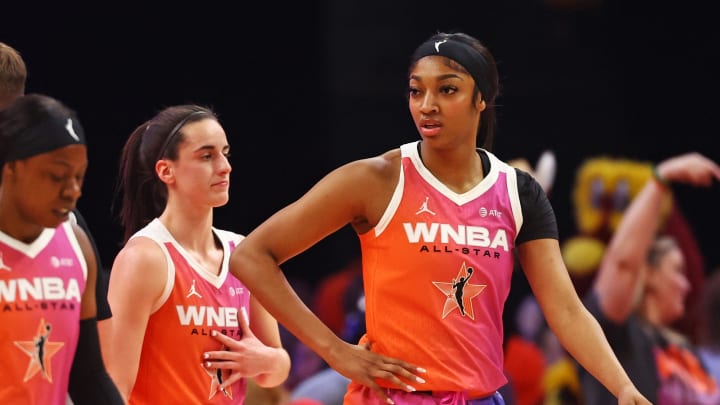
[
  {"x1": 62, "y1": 220, "x2": 88, "y2": 282},
  {"x1": 0, "y1": 226, "x2": 56, "y2": 259},
  {"x1": 486, "y1": 152, "x2": 524, "y2": 236},
  {"x1": 130, "y1": 219, "x2": 244, "y2": 313},
  {"x1": 373, "y1": 142, "x2": 524, "y2": 238},
  {"x1": 130, "y1": 220, "x2": 176, "y2": 314},
  {"x1": 374, "y1": 163, "x2": 404, "y2": 237},
  {"x1": 403, "y1": 141, "x2": 501, "y2": 205}
]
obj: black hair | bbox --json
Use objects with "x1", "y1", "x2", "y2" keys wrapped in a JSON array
[
  {"x1": 0, "y1": 93, "x2": 78, "y2": 167},
  {"x1": 408, "y1": 32, "x2": 500, "y2": 150}
]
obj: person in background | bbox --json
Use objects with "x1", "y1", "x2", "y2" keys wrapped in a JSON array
[
  {"x1": 99, "y1": 104, "x2": 290, "y2": 403},
  {"x1": 0, "y1": 94, "x2": 123, "y2": 404},
  {"x1": 0, "y1": 41, "x2": 112, "y2": 323},
  {"x1": 0, "y1": 42, "x2": 26, "y2": 110},
  {"x1": 225, "y1": 31, "x2": 650, "y2": 404},
  {"x1": 289, "y1": 272, "x2": 365, "y2": 405},
  {"x1": 696, "y1": 269, "x2": 720, "y2": 385},
  {"x1": 580, "y1": 152, "x2": 720, "y2": 404}
]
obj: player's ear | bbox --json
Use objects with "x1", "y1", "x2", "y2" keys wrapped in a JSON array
[{"x1": 155, "y1": 159, "x2": 174, "y2": 184}]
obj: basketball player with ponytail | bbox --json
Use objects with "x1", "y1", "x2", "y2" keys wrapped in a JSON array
[{"x1": 99, "y1": 105, "x2": 290, "y2": 404}]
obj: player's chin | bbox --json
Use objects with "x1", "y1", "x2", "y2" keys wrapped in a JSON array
[
  {"x1": 666, "y1": 305, "x2": 685, "y2": 324},
  {"x1": 210, "y1": 194, "x2": 230, "y2": 208},
  {"x1": 42, "y1": 210, "x2": 70, "y2": 228}
]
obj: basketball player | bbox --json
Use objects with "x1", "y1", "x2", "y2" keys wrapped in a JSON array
[
  {"x1": 0, "y1": 94, "x2": 123, "y2": 404},
  {"x1": 99, "y1": 104, "x2": 291, "y2": 404},
  {"x1": 226, "y1": 32, "x2": 650, "y2": 404},
  {"x1": 0, "y1": 41, "x2": 113, "y2": 323}
]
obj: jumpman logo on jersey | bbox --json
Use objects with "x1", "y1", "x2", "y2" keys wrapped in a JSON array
[
  {"x1": 186, "y1": 279, "x2": 202, "y2": 299},
  {"x1": 432, "y1": 262, "x2": 486, "y2": 320},
  {"x1": 415, "y1": 196, "x2": 436, "y2": 216},
  {"x1": 13, "y1": 318, "x2": 64, "y2": 382},
  {"x1": 0, "y1": 251, "x2": 11, "y2": 271},
  {"x1": 202, "y1": 363, "x2": 232, "y2": 399}
]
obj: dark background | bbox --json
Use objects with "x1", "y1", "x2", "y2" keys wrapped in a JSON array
[{"x1": 3, "y1": 0, "x2": 719, "y2": 285}]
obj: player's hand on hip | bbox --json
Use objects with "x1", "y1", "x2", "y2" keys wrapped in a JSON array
[{"x1": 325, "y1": 339, "x2": 426, "y2": 404}]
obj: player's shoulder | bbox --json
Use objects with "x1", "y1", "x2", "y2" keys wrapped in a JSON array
[
  {"x1": 115, "y1": 236, "x2": 166, "y2": 267},
  {"x1": 213, "y1": 228, "x2": 244, "y2": 245},
  {"x1": 345, "y1": 147, "x2": 401, "y2": 180},
  {"x1": 67, "y1": 217, "x2": 90, "y2": 241}
]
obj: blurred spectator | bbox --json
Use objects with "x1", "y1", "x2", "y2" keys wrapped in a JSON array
[
  {"x1": 696, "y1": 268, "x2": 720, "y2": 384},
  {"x1": 290, "y1": 272, "x2": 365, "y2": 405},
  {"x1": 579, "y1": 153, "x2": 720, "y2": 404},
  {"x1": 504, "y1": 296, "x2": 547, "y2": 405}
]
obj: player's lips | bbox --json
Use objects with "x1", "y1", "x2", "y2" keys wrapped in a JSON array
[
  {"x1": 419, "y1": 119, "x2": 442, "y2": 136},
  {"x1": 53, "y1": 207, "x2": 73, "y2": 219}
]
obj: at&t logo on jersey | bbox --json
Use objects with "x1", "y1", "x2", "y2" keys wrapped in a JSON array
[
  {"x1": 228, "y1": 286, "x2": 244, "y2": 296},
  {"x1": 50, "y1": 256, "x2": 74, "y2": 268},
  {"x1": 479, "y1": 207, "x2": 502, "y2": 218}
]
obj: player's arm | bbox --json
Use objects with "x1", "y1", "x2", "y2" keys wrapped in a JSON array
[
  {"x1": 67, "y1": 222, "x2": 124, "y2": 404},
  {"x1": 71, "y1": 209, "x2": 112, "y2": 320},
  {"x1": 231, "y1": 157, "x2": 385, "y2": 349},
  {"x1": 519, "y1": 239, "x2": 642, "y2": 402},
  {"x1": 246, "y1": 296, "x2": 291, "y2": 387},
  {"x1": 99, "y1": 237, "x2": 167, "y2": 401},
  {"x1": 230, "y1": 154, "x2": 425, "y2": 401}
]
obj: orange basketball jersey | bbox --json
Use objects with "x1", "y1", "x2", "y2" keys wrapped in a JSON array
[
  {"x1": 128, "y1": 219, "x2": 249, "y2": 404},
  {"x1": 358, "y1": 141, "x2": 522, "y2": 396},
  {"x1": 0, "y1": 221, "x2": 87, "y2": 405}
]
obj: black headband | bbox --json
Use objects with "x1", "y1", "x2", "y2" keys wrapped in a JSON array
[
  {"x1": 156, "y1": 110, "x2": 206, "y2": 161},
  {"x1": 3, "y1": 114, "x2": 85, "y2": 164},
  {"x1": 410, "y1": 38, "x2": 489, "y2": 99}
]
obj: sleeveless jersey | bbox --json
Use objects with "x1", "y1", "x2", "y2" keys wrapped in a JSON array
[
  {"x1": 0, "y1": 221, "x2": 87, "y2": 405},
  {"x1": 358, "y1": 141, "x2": 522, "y2": 396},
  {"x1": 128, "y1": 219, "x2": 250, "y2": 404}
]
